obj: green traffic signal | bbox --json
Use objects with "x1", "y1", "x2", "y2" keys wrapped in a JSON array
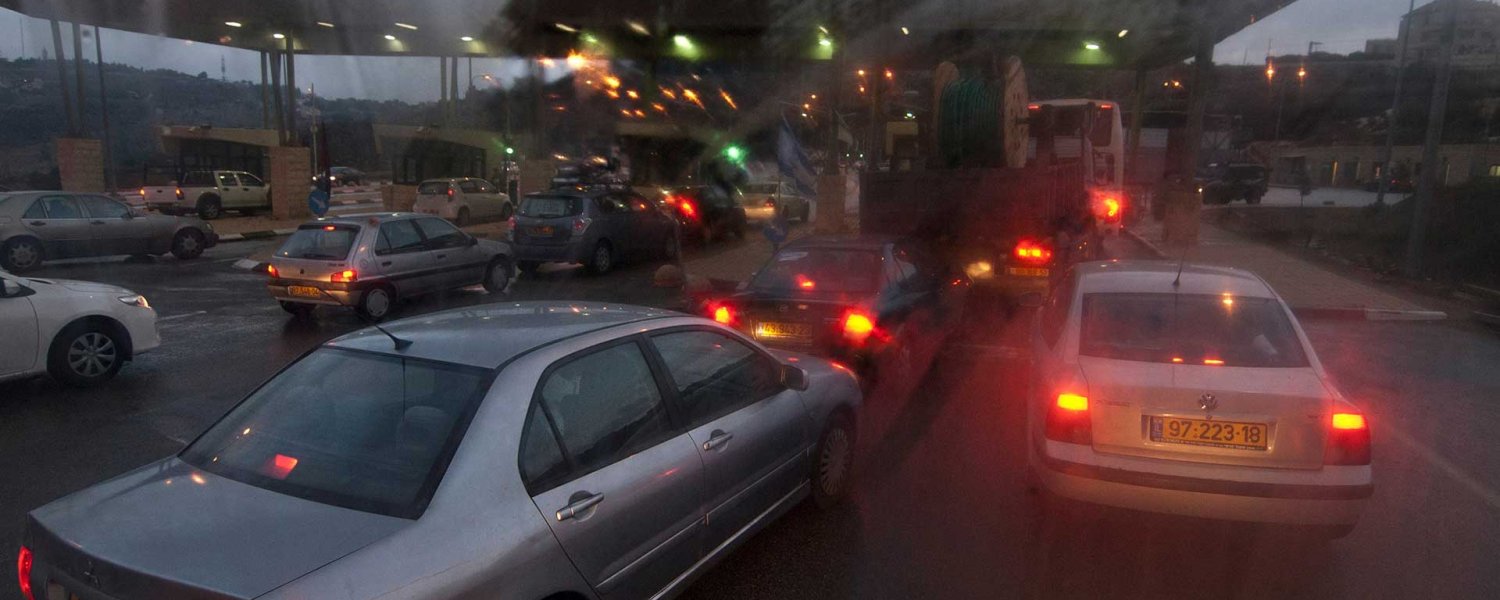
[{"x1": 722, "y1": 145, "x2": 745, "y2": 163}]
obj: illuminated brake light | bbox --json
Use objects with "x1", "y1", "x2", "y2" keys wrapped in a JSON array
[
  {"x1": 1203, "y1": 358, "x2": 1225, "y2": 366},
  {"x1": 1332, "y1": 413, "x2": 1366, "y2": 430},
  {"x1": 842, "y1": 312, "x2": 876, "y2": 345},
  {"x1": 1027, "y1": 103, "x2": 1041, "y2": 111},
  {"x1": 175, "y1": 187, "x2": 184, "y2": 200},
  {"x1": 1013, "y1": 240, "x2": 1052, "y2": 265},
  {"x1": 331, "y1": 269, "x2": 357, "y2": 283},
  {"x1": 678, "y1": 199, "x2": 698, "y2": 219},
  {"x1": 1103, "y1": 197, "x2": 1121, "y2": 219},
  {"x1": 323, "y1": 225, "x2": 337, "y2": 231},
  {"x1": 138, "y1": 187, "x2": 146, "y2": 197},
  {"x1": 447, "y1": 186, "x2": 455, "y2": 198},
  {"x1": 266, "y1": 264, "x2": 279, "y2": 278},
  {"x1": 1045, "y1": 392, "x2": 1092, "y2": 444},
  {"x1": 796, "y1": 274, "x2": 816, "y2": 290},
  {"x1": 1326, "y1": 411, "x2": 1371, "y2": 465},
  {"x1": 712, "y1": 305, "x2": 734, "y2": 324},
  {"x1": 1099, "y1": 102, "x2": 1114, "y2": 110},
  {"x1": 17, "y1": 545, "x2": 33, "y2": 600},
  {"x1": 1056, "y1": 393, "x2": 1088, "y2": 411}
]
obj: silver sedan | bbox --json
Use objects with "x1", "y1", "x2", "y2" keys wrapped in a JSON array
[
  {"x1": 0, "y1": 191, "x2": 217, "y2": 272},
  {"x1": 20, "y1": 302, "x2": 862, "y2": 600}
]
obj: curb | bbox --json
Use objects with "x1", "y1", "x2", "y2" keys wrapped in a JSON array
[
  {"x1": 1121, "y1": 226, "x2": 1169, "y2": 259},
  {"x1": 232, "y1": 258, "x2": 270, "y2": 273},
  {"x1": 217, "y1": 228, "x2": 298, "y2": 243}
]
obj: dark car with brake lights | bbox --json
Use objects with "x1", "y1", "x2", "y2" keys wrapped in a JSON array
[
  {"x1": 663, "y1": 185, "x2": 749, "y2": 245},
  {"x1": 508, "y1": 187, "x2": 679, "y2": 275},
  {"x1": 705, "y1": 236, "x2": 969, "y2": 388}
]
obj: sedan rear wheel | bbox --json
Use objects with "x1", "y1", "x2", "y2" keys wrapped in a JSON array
[
  {"x1": 356, "y1": 286, "x2": 395, "y2": 321},
  {"x1": 1, "y1": 237, "x2": 43, "y2": 272},
  {"x1": 171, "y1": 229, "x2": 206, "y2": 259},
  {"x1": 48, "y1": 324, "x2": 125, "y2": 387},
  {"x1": 483, "y1": 256, "x2": 513, "y2": 293}
]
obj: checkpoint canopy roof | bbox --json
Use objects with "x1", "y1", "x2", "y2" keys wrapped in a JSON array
[{"x1": 4, "y1": 0, "x2": 1291, "y2": 69}]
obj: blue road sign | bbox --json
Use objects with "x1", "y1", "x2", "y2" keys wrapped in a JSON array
[{"x1": 307, "y1": 189, "x2": 330, "y2": 217}]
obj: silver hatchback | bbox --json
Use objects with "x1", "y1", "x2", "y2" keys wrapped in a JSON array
[
  {"x1": 20, "y1": 303, "x2": 863, "y2": 600},
  {"x1": 266, "y1": 213, "x2": 513, "y2": 320}
]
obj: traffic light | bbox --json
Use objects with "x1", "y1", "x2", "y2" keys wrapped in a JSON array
[{"x1": 722, "y1": 144, "x2": 746, "y2": 164}]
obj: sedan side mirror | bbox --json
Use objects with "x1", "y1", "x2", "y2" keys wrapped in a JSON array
[
  {"x1": 467, "y1": 235, "x2": 479, "y2": 247},
  {"x1": 779, "y1": 364, "x2": 809, "y2": 391},
  {"x1": 1, "y1": 278, "x2": 32, "y2": 298}
]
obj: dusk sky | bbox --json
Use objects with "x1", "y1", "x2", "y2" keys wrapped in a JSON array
[{"x1": 0, "y1": 1, "x2": 1447, "y2": 102}]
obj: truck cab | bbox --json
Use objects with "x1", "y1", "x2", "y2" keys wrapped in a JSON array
[{"x1": 144, "y1": 170, "x2": 271, "y2": 220}]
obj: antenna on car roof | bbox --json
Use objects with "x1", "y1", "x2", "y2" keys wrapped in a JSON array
[
  {"x1": 1171, "y1": 244, "x2": 1188, "y2": 288},
  {"x1": 318, "y1": 287, "x2": 413, "y2": 350}
]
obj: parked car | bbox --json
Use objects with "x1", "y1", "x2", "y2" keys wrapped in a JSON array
[
  {"x1": 312, "y1": 166, "x2": 366, "y2": 187},
  {"x1": 266, "y1": 213, "x2": 513, "y2": 321},
  {"x1": 740, "y1": 181, "x2": 812, "y2": 223},
  {"x1": 1198, "y1": 163, "x2": 1268, "y2": 205},
  {"x1": 510, "y1": 187, "x2": 679, "y2": 275},
  {"x1": 1027, "y1": 261, "x2": 1371, "y2": 538},
  {"x1": 412, "y1": 177, "x2": 513, "y2": 225},
  {"x1": 0, "y1": 270, "x2": 158, "y2": 387},
  {"x1": 706, "y1": 236, "x2": 969, "y2": 389},
  {"x1": 0, "y1": 191, "x2": 217, "y2": 272},
  {"x1": 144, "y1": 170, "x2": 271, "y2": 219},
  {"x1": 18, "y1": 302, "x2": 861, "y2": 599},
  {"x1": 664, "y1": 185, "x2": 749, "y2": 244}
]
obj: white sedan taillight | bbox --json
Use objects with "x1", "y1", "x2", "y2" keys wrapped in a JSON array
[{"x1": 1324, "y1": 412, "x2": 1370, "y2": 465}]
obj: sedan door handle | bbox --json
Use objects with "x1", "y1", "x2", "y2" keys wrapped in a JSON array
[
  {"x1": 435, "y1": 254, "x2": 447, "y2": 259},
  {"x1": 29, "y1": 221, "x2": 45, "y2": 226},
  {"x1": 555, "y1": 493, "x2": 604, "y2": 521},
  {"x1": 381, "y1": 261, "x2": 393, "y2": 267},
  {"x1": 702, "y1": 430, "x2": 734, "y2": 451},
  {"x1": 90, "y1": 220, "x2": 106, "y2": 225}
]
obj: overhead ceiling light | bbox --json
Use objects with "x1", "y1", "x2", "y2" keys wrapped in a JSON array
[
  {"x1": 395, "y1": 22, "x2": 418, "y2": 31},
  {"x1": 1084, "y1": 42, "x2": 1101, "y2": 50},
  {"x1": 272, "y1": 33, "x2": 285, "y2": 39},
  {"x1": 900, "y1": 26, "x2": 910, "y2": 35},
  {"x1": 384, "y1": 34, "x2": 397, "y2": 41},
  {"x1": 1117, "y1": 29, "x2": 1129, "y2": 38},
  {"x1": 316, "y1": 21, "x2": 335, "y2": 28},
  {"x1": 555, "y1": 23, "x2": 578, "y2": 33},
  {"x1": 460, "y1": 36, "x2": 475, "y2": 42},
  {"x1": 224, "y1": 21, "x2": 243, "y2": 28},
  {"x1": 627, "y1": 20, "x2": 650, "y2": 36}
]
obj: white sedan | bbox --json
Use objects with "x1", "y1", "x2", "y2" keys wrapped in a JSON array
[
  {"x1": 1028, "y1": 261, "x2": 1371, "y2": 538},
  {"x1": 0, "y1": 270, "x2": 159, "y2": 386}
]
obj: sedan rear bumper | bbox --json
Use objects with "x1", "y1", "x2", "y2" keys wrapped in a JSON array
[
  {"x1": 1036, "y1": 445, "x2": 1370, "y2": 526},
  {"x1": 266, "y1": 279, "x2": 366, "y2": 307},
  {"x1": 511, "y1": 241, "x2": 589, "y2": 264}
]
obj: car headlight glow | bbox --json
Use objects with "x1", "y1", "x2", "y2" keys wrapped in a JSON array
[{"x1": 117, "y1": 295, "x2": 151, "y2": 309}]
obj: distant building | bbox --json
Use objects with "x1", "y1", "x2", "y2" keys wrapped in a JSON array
[
  {"x1": 1398, "y1": 0, "x2": 1500, "y2": 69},
  {"x1": 1363, "y1": 38, "x2": 1398, "y2": 59},
  {"x1": 1264, "y1": 143, "x2": 1500, "y2": 188}
]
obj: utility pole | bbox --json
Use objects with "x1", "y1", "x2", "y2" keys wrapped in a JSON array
[
  {"x1": 1404, "y1": 0, "x2": 1458, "y2": 277},
  {"x1": 1376, "y1": 0, "x2": 1416, "y2": 207},
  {"x1": 94, "y1": 25, "x2": 115, "y2": 192}
]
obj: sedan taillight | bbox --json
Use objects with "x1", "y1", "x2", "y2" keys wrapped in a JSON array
[
  {"x1": 17, "y1": 545, "x2": 33, "y2": 600},
  {"x1": 572, "y1": 217, "x2": 592, "y2": 235},
  {"x1": 1325, "y1": 412, "x2": 1370, "y2": 465},
  {"x1": 1044, "y1": 392, "x2": 1092, "y2": 444}
]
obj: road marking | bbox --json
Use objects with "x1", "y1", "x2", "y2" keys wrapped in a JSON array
[
  {"x1": 162, "y1": 287, "x2": 225, "y2": 292},
  {"x1": 157, "y1": 310, "x2": 207, "y2": 322},
  {"x1": 1384, "y1": 421, "x2": 1500, "y2": 512}
]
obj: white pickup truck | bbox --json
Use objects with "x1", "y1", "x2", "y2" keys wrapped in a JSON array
[{"x1": 141, "y1": 170, "x2": 270, "y2": 219}]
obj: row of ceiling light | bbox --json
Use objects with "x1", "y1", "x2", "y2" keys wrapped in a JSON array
[{"x1": 222, "y1": 20, "x2": 479, "y2": 43}]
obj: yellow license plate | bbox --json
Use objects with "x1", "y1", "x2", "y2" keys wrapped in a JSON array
[
  {"x1": 1150, "y1": 416, "x2": 1268, "y2": 451},
  {"x1": 755, "y1": 321, "x2": 812, "y2": 340},
  {"x1": 1005, "y1": 267, "x2": 1049, "y2": 277},
  {"x1": 288, "y1": 285, "x2": 322, "y2": 298},
  {"x1": 529, "y1": 226, "x2": 555, "y2": 235}
]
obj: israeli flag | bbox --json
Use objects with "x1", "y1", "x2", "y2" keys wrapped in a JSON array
[{"x1": 778, "y1": 117, "x2": 818, "y2": 197}]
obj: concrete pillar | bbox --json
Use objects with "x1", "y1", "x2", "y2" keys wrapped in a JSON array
[
  {"x1": 1163, "y1": 19, "x2": 1214, "y2": 247},
  {"x1": 56, "y1": 138, "x2": 105, "y2": 192},
  {"x1": 269, "y1": 146, "x2": 312, "y2": 220},
  {"x1": 381, "y1": 184, "x2": 419, "y2": 212}
]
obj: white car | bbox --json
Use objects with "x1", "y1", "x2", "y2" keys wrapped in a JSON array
[
  {"x1": 0, "y1": 270, "x2": 159, "y2": 386},
  {"x1": 412, "y1": 177, "x2": 513, "y2": 226},
  {"x1": 1028, "y1": 261, "x2": 1371, "y2": 538}
]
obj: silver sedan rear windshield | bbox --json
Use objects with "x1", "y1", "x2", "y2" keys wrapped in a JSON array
[
  {"x1": 520, "y1": 195, "x2": 584, "y2": 218},
  {"x1": 276, "y1": 224, "x2": 360, "y2": 260},
  {"x1": 180, "y1": 348, "x2": 491, "y2": 519},
  {"x1": 1080, "y1": 293, "x2": 1308, "y2": 368}
]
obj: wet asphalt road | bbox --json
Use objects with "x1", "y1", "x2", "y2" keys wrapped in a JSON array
[{"x1": 3, "y1": 235, "x2": 1499, "y2": 600}]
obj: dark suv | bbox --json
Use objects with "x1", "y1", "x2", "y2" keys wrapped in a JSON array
[
  {"x1": 509, "y1": 187, "x2": 679, "y2": 275},
  {"x1": 1199, "y1": 163, "x2": 1269, "y2": 205},
  {"x1": 663, "y1": 185, "x2": 749, "y2": 244}
]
